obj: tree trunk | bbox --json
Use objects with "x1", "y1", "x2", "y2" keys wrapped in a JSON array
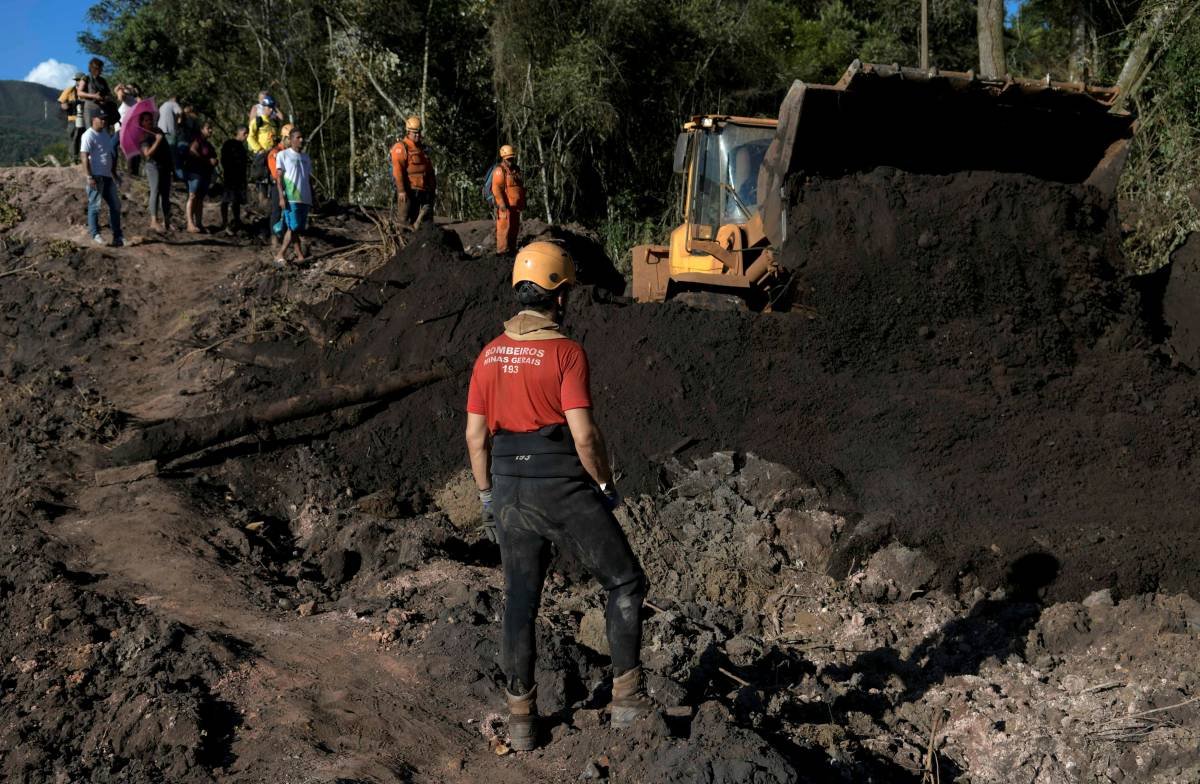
[
  {"x1": 1114, "y1": 1, "x2": 1176, "y2": 111},
  {"x1": 524, "y1": 63, "x2": 553, "y2": 224},
  {"x1": 109, "y1": 362, "x2": 457, "y2": 465},
  {"x1": 1068, "y1": 7, "x2": 1090, "y2": 81},
  {"x1": 977, "y1": 0, "x2": 1006, "y2": 78},
  {"x1": 420, "y1": 0, "x2": 434, "y2": 126},
  {"x1": 920, "y1": 0, "x2": 929, "y2": 70},
  {"x1": 348, "y1": 99, "x2": 356, "y2": 201}
]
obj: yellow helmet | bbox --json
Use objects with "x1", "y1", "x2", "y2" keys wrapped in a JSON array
[
  {"x1": 405, "y1": 115, "x2": 422, "y2": 132},
  {"x1": 513, "y1": 241, "x2": 576, "y2": 291},
  {"x1": 499, "y1": 144, "x2": 516, "y2": 160}
]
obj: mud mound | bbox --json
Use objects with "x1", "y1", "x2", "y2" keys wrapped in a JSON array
[
  {"x1": 443, "y1": 217, "x2": 624, "y2": 294},
  {"x1": 209, "y1": 168, "x2": 1198, "y2": 605},
  {"x1": 784, "y1": 169, "x2": 1135, "y2": 371},
  {"x1": 1156, "y1": 231, "x2": 1200, "y2": 368},
  {"x1": 5, "y1": 198, "x2": 1197, "y2": 781}
]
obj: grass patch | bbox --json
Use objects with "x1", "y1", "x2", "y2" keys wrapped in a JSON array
[
  {"x1": 47, "y1": 239, "x2": 76, "y2": 259},
  {"x1": 0, "y1": 192, "x2": 22, "y2": 233}
]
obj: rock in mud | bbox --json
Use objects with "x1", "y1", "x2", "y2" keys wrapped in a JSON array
[
  {"x1": 433, "y1": 468, "x2": 481, "y2": 529},
  {"x1": 856, "y1": 542, "x2": 937, "y2": 602},
  {"x1": 578, "y1": 607, "x2": 609, "y2": 655}
]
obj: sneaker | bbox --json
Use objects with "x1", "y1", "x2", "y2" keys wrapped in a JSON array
[
  {"x1": 92, "y1": 234, "x2": 105, "y2": 245},
  {"x1": 110, "y1": 238, "x2": 124, "y2": 248}
]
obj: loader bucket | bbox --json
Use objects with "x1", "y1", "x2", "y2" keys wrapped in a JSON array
[{"x1": 760, "y1": 61, "x2": 1135, "y2": 247}]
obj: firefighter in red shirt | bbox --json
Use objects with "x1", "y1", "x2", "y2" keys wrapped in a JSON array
[{"x1": 465, "y1": 241, "x2": 651, "y2": 750}]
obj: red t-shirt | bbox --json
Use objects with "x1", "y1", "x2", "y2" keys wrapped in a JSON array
[{"x1": 466, "y1": 334, "x2": 592, "y2": 434}]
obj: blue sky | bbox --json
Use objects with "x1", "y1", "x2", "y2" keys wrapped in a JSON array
[{"x1": 2, "y1": 0, "x2": 97, "y2": 87}]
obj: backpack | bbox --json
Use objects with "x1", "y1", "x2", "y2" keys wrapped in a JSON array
[
  {"x1": 386, "y1": 144, "x2": 397, "y2": 178},
  {"x1": 481, "y1": 163, "x2": 498, "y2": 206},
  {"x1": 250, "y1": 151, "x2": 269, "y2": 182}
]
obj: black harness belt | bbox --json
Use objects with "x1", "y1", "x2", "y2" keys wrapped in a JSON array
[{"x1": 492, "y1": 424, "x2": 585, "y2": 478}]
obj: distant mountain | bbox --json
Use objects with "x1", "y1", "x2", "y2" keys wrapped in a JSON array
[{"x1": 0, "y1": 80, "x2": 68, "y2": 165}]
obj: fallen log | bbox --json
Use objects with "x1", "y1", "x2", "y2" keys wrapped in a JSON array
[{"x1": 110, "y1": 361, "x2": 459, "y2": 465}]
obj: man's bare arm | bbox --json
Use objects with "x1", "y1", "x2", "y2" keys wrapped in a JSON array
[
  {"x1": 465, "y1": 412, "x2": 492, "y2": 491},
  {"x1": 564, "y1": 407, "x2": 613, "y2": 487}
]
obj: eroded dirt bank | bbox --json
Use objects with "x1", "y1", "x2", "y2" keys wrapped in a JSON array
[{"x1": 1, "y1": 166, "x2": 1198, "y2": 783}]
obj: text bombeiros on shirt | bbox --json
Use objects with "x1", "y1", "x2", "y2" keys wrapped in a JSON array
[{"x1": 483, "y1": 344, "x2": 545, "y2": 370}]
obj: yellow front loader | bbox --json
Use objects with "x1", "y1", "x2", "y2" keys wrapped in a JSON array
[{"x1": 631, "y1": 60, "x2": 1135, "y2": 308}]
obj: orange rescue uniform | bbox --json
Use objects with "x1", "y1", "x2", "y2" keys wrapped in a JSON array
[
  {"x1": 390, "y1": 137, "x2": 436, "y2": 224},
  {"x1": 491, "y1": 161, "x2": 526, "y2": 254},
  {"x1": 390, "y1": 137, "x2": 435, "y2": 194},
  {"x1": 267, "y1": 143, "x2": 284, "y2": 179}
]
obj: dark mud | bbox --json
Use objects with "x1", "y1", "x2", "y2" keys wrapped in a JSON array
[
  {"x1": 219, "y1": 169, "x2": 1198, "y2": 602},
  {"x1": 3, "y1": 172, "x2": 1200, "y2": 782},
  {"x1": 1156, "y1": 231, "x2": 1200, "y2": 368}
]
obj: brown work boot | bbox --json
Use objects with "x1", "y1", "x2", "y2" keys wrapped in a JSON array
[
  {"x1": 506, "y1": 687, "x2": 538, "y2": 751},
  {"x1": 610, "y1": 666, "x2": 654, "y2": 729}
]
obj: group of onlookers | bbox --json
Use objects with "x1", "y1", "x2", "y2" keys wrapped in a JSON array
[
  {"x1": 64, "y1": 60, "x2": 524, "y2": 260},
  {"x1": 64, "y1": 63, "x2": 312, "y2": 262},
  {"x1": 240, "y1": 92, "x2": 314, "y2": 265},
  {"x1": 60, "y1": 60, "x2": 530, "y2": 261}
]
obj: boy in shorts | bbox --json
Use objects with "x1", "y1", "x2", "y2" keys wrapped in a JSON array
[{"x1": 273, "y1": 128, "x2": 313, "y2": 265}]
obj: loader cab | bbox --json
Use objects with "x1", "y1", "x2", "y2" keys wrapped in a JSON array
[
  {"x1": 630, "y1": 115, "x2": 782, "y2": 305},
  {"x1": 676, "y1": 116, "x2": 776, "y2": 242}
]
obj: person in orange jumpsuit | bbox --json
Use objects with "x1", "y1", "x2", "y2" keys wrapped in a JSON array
[
  {"x1": 491, "y1": 144, "x2": 526, "y2": 255},
  {"x1": 389, "y1": 116, "x2": 436, "y2": 225}
]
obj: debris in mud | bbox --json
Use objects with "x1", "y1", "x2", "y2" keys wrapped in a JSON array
[{"x1": 222, "y1": 449, "x2": 1199, "y2": 783}]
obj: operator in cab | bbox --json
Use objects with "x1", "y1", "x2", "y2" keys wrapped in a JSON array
[{"x1": 464, "y1": 241, "x2": 652, "y2": 750}]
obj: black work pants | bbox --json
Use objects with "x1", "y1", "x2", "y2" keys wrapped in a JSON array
[
  {"x1": 69, "y1": 125, "x2": 85, "y2": 157},
  {"x1": 267, "y1": 181, "x2": 283, "y2": 238},
  {"x1": 493, "y1": 473, "x2": 646, "y2": 694},
  {"x1": 145, "y1": 161, "x2": 172, "y2": 223},
  {"x1": 402, "y1": 188, "x2": 434, "y2": 224}
]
